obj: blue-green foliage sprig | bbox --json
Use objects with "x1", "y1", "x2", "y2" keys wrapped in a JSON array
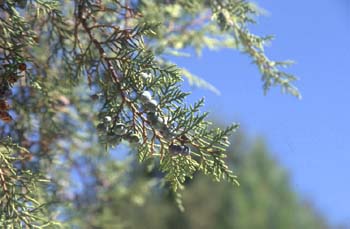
[{"x1": 72, "y1": 1, "x2": 239, "y2": 197}]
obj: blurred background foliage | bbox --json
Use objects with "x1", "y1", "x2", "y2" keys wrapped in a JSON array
[{"x1": 66, "y1": 130, "x2": 331, "y2": 229}]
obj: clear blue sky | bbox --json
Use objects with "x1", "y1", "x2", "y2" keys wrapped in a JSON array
[{"x1": 171, "y1": 0, "x2": 350, "y2": 225}]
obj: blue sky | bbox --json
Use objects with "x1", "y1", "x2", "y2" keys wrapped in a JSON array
[{"x1": 171, "y1": 0, "x2": 350, "y2": 225}]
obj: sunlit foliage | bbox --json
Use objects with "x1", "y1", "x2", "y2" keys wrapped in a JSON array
[{"x1": 0, "y1": 0, "x2": 299, "y2": 227}]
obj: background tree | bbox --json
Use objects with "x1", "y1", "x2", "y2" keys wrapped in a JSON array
[
  {"x1": 69, "y1": 133, "x2": 329, "y2": 229},
  {"x1": 0, "y1": 0, "x2": 300, "y2": 227}
]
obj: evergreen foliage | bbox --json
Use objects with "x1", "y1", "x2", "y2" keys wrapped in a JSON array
[{"x1": 0, "y1": 0, "x2": 300, "y2": 227}]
